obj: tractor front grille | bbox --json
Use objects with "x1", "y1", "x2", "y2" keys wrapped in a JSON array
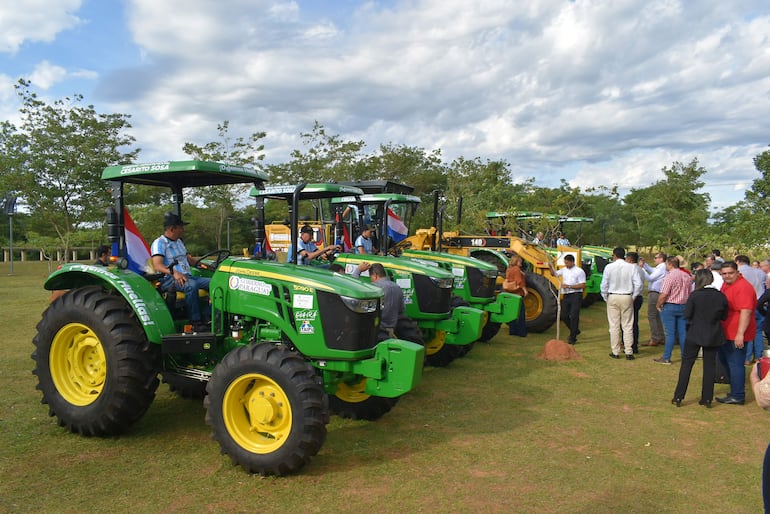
[
  {"x1": 466, "y1": 267, "x2": 495, "y2": 299},
  {"x1": 413, "y1": 274, "x2": 451, "y2": 314},
  {"x1": 316, "y1": 291, "x2": 380, "y2": 351}
]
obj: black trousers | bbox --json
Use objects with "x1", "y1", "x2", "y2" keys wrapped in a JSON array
[
  {"x1": 560, "y1": 293, "x2": 582, "y2": 342},
  {"x1": 673, "y1": 341, "x2": 719, "y2": 401},
  {"x1": 632, "y1": 294, "x2": 644, "y2": 352}
]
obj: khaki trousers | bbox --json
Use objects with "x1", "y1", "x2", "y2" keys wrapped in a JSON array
[{"x1": 607, "y1": 294, "x2": 634, "y2": 355}]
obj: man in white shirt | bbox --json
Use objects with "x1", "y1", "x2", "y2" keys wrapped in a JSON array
[
  {"x1": 551, "y1": 254, "x2": 586, "y2": 345},
  {"x1": 640, "y1": 252, "x2": 667, "y2": 347},
  {"x1": 601, "y1": 247, "x2": 644, "y2": 360}
]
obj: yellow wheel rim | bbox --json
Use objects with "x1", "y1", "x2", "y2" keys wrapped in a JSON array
[
  {"x1": 523, "y1": 292, "x2": 543, "y2": 322},
  {"x1": 335, "y1": 378, "x2": 370, "y2": 403},
  {"x1": 50, "y1": 323, "x2": 107, "y2": 406},
  {"x1": 425, "y1": 330, "x2": 446, "y2": 356},
  {"x1": 222, "y1": 373, "x2": 292, "y2": 454}
]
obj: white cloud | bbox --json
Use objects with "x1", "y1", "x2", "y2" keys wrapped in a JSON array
[
  {"x1": 0, "y1": 0, "x2": 82, "y2": 53},
  {"x1": 30, "y1": 0, "x2": 766, "y2": 213}
]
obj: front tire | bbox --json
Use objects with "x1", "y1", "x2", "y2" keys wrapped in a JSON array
[
  {"x1": 204, "y1": 344, "x2": 327, "y2": 476},
  {"x1": 31, "y1": 286, "x2": 160, "y2": 436},
  {"x1": 329, "y1": 378, "x2": 399, "y2": 421},
  {"x1": 523, "y1": 273, "x2": 558, "y2": 333}
]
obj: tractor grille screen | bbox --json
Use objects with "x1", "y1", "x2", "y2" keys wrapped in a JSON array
[
  {"x1": 466, "y1": 267, "x2": 495, "y2": 299},
  {"x1": 316, "y1": 291, "x2": 380, "y2": 351},
  {"x1": 413, "y1": 274, "x2": 451, "y2": 314}
]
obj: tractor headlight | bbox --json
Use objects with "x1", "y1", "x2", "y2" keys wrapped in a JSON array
[
  {"x1": 430, "y1": 276, "x2": 454, "y2": 289},
  {"x1": 341, "y1": 295, "x2": 379, "y2": 313}
]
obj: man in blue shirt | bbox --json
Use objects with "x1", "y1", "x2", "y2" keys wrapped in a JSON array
[
  {"x1": 151, "y1": 213, "x2": 210, "y2": 330},
  {"x1": 355, "y1": 225, "x2": 376, "y2": 255},
  {"x1": 289, "y1": 225, "x2": 340, "y2": 265}
]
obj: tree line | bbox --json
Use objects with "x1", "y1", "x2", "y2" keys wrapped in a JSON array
[{"x1": 1, "y1": 79, "x2": 768, "y2": 264}]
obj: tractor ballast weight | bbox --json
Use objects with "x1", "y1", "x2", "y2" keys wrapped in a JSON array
[{"x1": 32, "y1": 161, "x2": 424, "y2": 476}]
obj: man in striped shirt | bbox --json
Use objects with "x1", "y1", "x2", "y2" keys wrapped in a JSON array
[{"x1": 654, "y1": 257, "x2": 692, "y2": 364}]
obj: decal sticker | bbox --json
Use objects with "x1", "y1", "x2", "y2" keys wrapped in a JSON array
[
  {"x1": 452, "y1": 267, "x2": 464, "y2": 277},
  {"x1": 299, "y1": 320, "x2": 315, "y2": 334},
  {"x1": 293, "y1": 294, "x2": 314, "y2": 309},
  {"x1": 396, "y1": 278, "x2": 411, "y2": 288},
  {"x1": 229, "y1": 276, "x2": 271, "y2": 295},
  {"x1": 295, "y1": 310, "x2": 318, "y2": 321}
]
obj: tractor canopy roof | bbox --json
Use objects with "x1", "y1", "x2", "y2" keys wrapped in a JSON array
[
  {"x1": 102, "y1": 160, "x2": 268, "y2": 188},
  {"x1": 250, "y1": 183, "x2": 364, "y2": 201},
  {"x1": 486, "y1": 211, "x2": 594, "y2": 223},
  {"x1": 331, "y1": 193, "x2": 421, "y2": 205},
  {"x1": 337, "y1": 180, "x2": 414, "y2": 195}
]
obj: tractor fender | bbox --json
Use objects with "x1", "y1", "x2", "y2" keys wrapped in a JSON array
[{"x1": 43, "y1": 263, "x2": 175, "y2": 343}]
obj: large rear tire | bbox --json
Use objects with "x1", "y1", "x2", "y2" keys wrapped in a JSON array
[
  {"x1": 523, "y1": 273, "x2": 558, "y2": 333},
  {"x1": 204, "y1": 344, "x2": 327, "y2": 476},
  {"x1": 31, "y1": 286, "x2": 160, "y2": 436}
]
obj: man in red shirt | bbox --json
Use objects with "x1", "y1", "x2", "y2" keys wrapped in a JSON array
[{"x1": 717, "y1": 261, "x2": 758, "y2": 404}]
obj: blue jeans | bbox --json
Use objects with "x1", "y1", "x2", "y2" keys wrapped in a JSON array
[
  {"x1": 160, "y1": 275, "x2": 211, "y2": 322},
  {"x1": 718, "y1": 340, "x2": 748, "y2": 401},
  {"x1": 660, "y1": 303, "x2": 686, "y2": 361},
  {"x1": 746, "y1": 310, "x2": 766, "y2": 361}
]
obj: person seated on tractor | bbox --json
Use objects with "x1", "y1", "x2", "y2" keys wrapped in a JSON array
[
  {"x1": 93, "y1": 245, "x2": 111, "y2": 266},
  {"x1": 289, "y1": 225, "x2": 340, "y2": 265},
  {"x1": 354, "y1": 225, "x2": 377, "y2": 255},
  {"x1": 151, "y1": 213, "x2": 210, "y2": 330}
]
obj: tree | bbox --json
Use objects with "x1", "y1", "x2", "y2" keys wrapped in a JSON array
[
  {"x1": 712, "y1": 145, "x2": 770, "y2": 252},
  {"x1": 623, "y1": 159, "x2": 710, "y2": 253},
  {"x1": 0, "y1": 79, "x2": 138, "y2": 260},
  {"x1": 266, "y1": 121, "x2": 373, "y2": 184}
]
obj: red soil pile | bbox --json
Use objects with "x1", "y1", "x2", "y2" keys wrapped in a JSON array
[{"x1": 537, "y1": 339, "x2": 583, "y2": 361}]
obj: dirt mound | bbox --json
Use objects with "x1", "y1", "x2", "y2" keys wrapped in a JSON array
[{"x1": 537, "y1": 339, "x2": 583, "y2": 361}]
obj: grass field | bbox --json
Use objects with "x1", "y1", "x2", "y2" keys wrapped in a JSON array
[{"x1": 0, "y1": 260, "x2": 766, "y2": 513}]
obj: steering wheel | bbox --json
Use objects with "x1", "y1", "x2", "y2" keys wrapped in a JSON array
[{"x1": 194, "y1": 249, "x2": 231, "y2": 270}]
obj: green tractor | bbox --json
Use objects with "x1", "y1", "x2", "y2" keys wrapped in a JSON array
[
  {"x1": 254, "y1": 184, "x2": 486, "y2": 367},
  {"x1": 31, "y1": 161, "x2": 424, "y2": 476},
  {"x1": 330, "y1": 190, "x2": 522, "y2": 343}
]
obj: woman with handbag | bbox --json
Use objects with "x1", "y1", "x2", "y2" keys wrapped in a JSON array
[{"x1": 504, "y1": 254, "x2": 528, "y2": 337}]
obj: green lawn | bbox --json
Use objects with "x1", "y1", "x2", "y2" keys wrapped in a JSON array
[{"x1": 0, "y1": 261, "x2": 765, "y2": 513}]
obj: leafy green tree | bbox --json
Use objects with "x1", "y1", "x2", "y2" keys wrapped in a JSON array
[
  {"x1": 266, "y1": 121, "x2": 373, "y2": 184},
  {"x1": 623, "y1": 158, "x2": 710, "y2": 253},
  {"x1": 369, "y1": 143, "x2": 447, "y2": 230},
  {"x1": 712, "y1": 145, "x2": 770, "y2": 252},
  {"x1": 0, "y1": 79, "x2": 138, "y2": 261}
]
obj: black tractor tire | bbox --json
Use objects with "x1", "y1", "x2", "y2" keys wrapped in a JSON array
[
  {"x1": 204, "y1": 343, "x2": 327, "y2": 476},
  {"x1": 472, "y1": 251, "x2": 508, "y2": 275},
  {"x1": 479, "y1": 321, "x2": 502, "y2": 342},
  {"x1": 329, "y1": 379, "x2": 400, "y2": 421},
  {"x1": 523, "y1": 273, "x2": 558, "y2": 333},
  {"x1": 31, "y1": 286, "x2": 160, "y2": 436},
  {"x1": 162, "y1": 373, "x2": 208, "y2": 400}
]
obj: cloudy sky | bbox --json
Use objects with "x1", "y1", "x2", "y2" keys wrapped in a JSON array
[{"x1": 1, "y1": 0, "x2": 769, "y2": 211}]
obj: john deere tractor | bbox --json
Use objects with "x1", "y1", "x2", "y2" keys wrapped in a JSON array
[
  {"x1": 330, "y1": 189, "x2": 522, "y2": 342},
  {"x1": 32, "y1": 161, "x2": 424, "y2": 476},
  {"x1": 253, "y1": 184, "x2": 485, "y2": 367}
]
